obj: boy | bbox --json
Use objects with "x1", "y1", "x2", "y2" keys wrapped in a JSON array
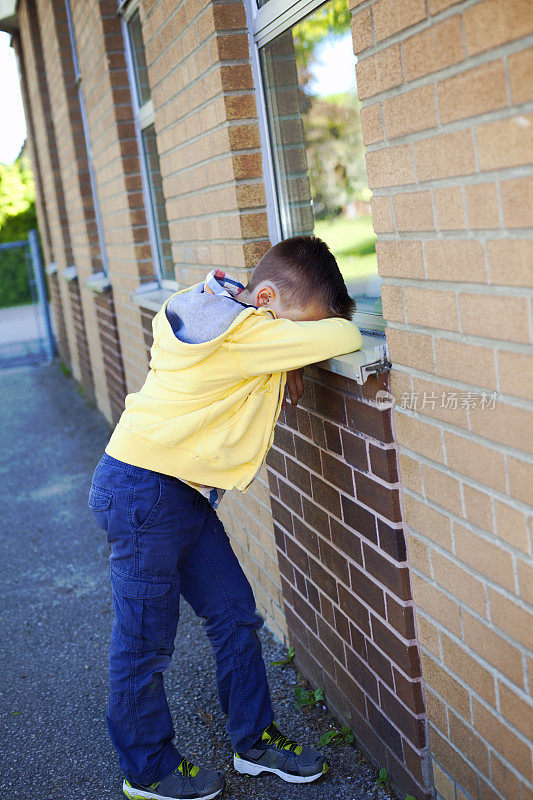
[{"x1": 89, "y1": 235, "x2": 363, "y2": 800}]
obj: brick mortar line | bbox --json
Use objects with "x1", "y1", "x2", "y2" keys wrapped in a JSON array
[
  {"x1": 158, "y1": 117, "x2": 263, "y2": 159},
  {"x1": 357, "y1": 7, "x2": 533, "y2": 100},
  {"x1": 416, "y1": 633, "x2": 533, "y2": 756},
  {"x1": 391, "y1": 362, "x2": 533, "y2": 412},
  {"x1": 382, "y1": 276, "x2": 533, "y2": 298},
  {"x1": 396, "y1": 448, "x2": 533, "y2": 543},
  {"x1": 386, "y1": 320, "x2": 533, "y2": 356},
  {"x1": 370, "y1": 164, "x2": 533, "y2": 195},
  {"x1": 275, "y1": 510, "x2": 416, "y2": 634},
  {"x1": 366, "y1": 100, "x2": 533, "y2": 154},
  {"x1": 404, "y1": 518, "x2": 533, "y2": 621},
  {"x1": 392, "y1": 402, "x2": 533, "y2": 467},
  {"x1": 401, "y1": 486, "x2": 530, "y2": 571},
  {"x1": 284, "y1": 585, "x2": 423, "y2": 694},
  {"x1": 376, "y1": 227, "x2": 533, "y2": 239},
  {"x1": 273, "y1": 430, "x2": 402, "y2": 518}
]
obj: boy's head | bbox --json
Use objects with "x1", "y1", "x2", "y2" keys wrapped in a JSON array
[{"x1": 241, "y1": 235, "x2": 356, "y2": 322}]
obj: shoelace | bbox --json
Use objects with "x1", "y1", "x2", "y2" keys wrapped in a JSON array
[
  {"x1": 174, "y1": 757, "x2": 199, "y2": 778},
  {"x1": 266, "y1": 723, "x2": 300, "y2": 752}
]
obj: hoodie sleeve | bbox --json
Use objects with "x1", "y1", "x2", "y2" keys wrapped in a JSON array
[{"x1": 228, "y1": 312, "x2": 363, "y2": 377}]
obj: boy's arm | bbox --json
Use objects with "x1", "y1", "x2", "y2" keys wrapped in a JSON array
[{"x1": 229, "y1": 314, "x2": 363, "y2": 377}]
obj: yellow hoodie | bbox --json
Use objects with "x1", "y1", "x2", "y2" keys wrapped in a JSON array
[{"x1": 105, "y1": 285, "x2": 363, "y2": 493}]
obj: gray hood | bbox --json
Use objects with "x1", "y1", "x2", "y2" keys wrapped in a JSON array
[{"x1": 165, "y1": 283, "x2": 251, "y2": 344}]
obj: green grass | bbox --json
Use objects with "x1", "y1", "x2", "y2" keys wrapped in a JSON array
[{"x1": 315, "y1": 215, "x2": 378, "y2": 298}]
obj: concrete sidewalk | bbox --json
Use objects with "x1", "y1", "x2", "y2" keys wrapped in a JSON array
[{"x1": 0, "y1": 364, "x2": 391, "y2": 800}]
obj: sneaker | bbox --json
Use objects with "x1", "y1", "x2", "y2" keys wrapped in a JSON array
[
  {"x1": 234, "y1": 721, "x2": 330, "y2": 784},
  {"x1": 122, "y1": 757, "x2": 226, "y2": 800}
]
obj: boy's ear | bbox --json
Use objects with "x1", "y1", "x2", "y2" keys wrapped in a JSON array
[{"x1": 256, "y1": 283, "x2": 276, "y2": 307}]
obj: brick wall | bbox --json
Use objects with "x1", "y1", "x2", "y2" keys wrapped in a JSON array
[
  {"x1": 351, "y1": 2, "x2": 533, "y2": 799},
  {"x1": 94, "y1": 290, "x2": 128, "y2": 424},
  {"x1": 267, "y1": 369, "x2": 431, "y2": 799}
]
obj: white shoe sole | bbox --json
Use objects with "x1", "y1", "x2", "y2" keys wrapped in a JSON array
[
  {"x1": 233, "y1": 754, "x2": 324, "y2": 784},
  {"x1": 122, "y1": 779, "x2": 224, "y2": 800}
]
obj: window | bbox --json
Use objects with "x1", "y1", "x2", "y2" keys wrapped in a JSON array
[
  {"x1": 248, "y1": 0, "x2": 382, "y2": 329},
  {"x1": 122, "y1": 3, "x2": 174, "y2": 284}
]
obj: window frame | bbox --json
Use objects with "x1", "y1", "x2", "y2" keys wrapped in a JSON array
[
  {"x1": 120, "y1": 0, "x2": 176, "y2": 290},
  {"x1": 244, "y1": 0, "x2": 385, "y2": 331}
]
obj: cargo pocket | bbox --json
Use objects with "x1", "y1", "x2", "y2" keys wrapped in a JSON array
[
  {"x1": 110, "y1": 568, "x2": 173, "y2": 652},
  {"x1": 88, "y1": 485, "x2": 113, "y2": 531}
]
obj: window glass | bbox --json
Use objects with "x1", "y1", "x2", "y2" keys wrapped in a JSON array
[
  {"x1": 141, "y1": 125, "x2": 174, "y2": 280},
  {"x1": 127, "y1": 9, "x2": 151, "y2": 108},
  {"x1": 260, "y1": 0, "x2": 381, "y2": 317}
]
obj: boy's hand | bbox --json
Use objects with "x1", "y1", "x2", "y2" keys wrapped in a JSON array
[{"x1": 283, "y1": 368, "x2": 304, "y2": 408}]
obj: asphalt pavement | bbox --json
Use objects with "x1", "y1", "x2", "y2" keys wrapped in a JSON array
[{"x1": 0, "y1": 363, "x2": 394, "y2": 800}]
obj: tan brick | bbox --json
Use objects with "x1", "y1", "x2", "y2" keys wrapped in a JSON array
[
  {"x1": 404, "y1": 287, "x2": 459, "y2": 331},
  {"x1": 420, "y1": 649, "x2": 472, "y2": 722},
  {"x1": 394, "y1": 191, "x2": 435, "y2": 232},
  {"x1": 376, "y1": 240, "x2": 424, "y2": 279},
  {"x1": 373, "y1": 0, "x2": 426, "y2": 41},
  {"x1": 449, "y1": 713, "x2": 493, "y2": 782},
  {"x1": 369, "y1": 194, "x2": 394, "y2": 232},
  {"x1": 415, "y1": 129, "x2": 476, "y2": 182},
  {"x1": 433, "y1": 550, "x2": 488, "y2": 617},
  {"x1": 355, "y1": 44, "x2": 404, "y2": 100},
  {"x1": 499, "y1": 679, "x2": 533, "y2": 741},
  {"x1": 463, "y1": 610, "x2": 525, "y2": 687},
  {"x1": 398, "y1": 451, "x2": 424, "y2": 493},
  {"x1": 455, "y1": 522, "x2": 515, "y2": 592},
  {"x1": 477, "y1": 114, "x2": 533, "y2": 171},
  {"x1": 464, "y1": 0, "x2": 533, "y2": 56},
  {"x1": 410, "y1": 376, "x2": 469, "y2": 428},
  {"x1": 490, "y1": 751, "x2": 522, "y2": 800},
  {"x1": 469, "y1": 399, "x2": 533, "y2": 454},
  {"x1": 445, "y1": 432, "x2": 506, "y2": 492},
  {"x1": 459, "y1": 293, "x2": 530, "y2": 344},
  {"x1": 465, "y1": 182, "x2": 500, "y2": 229},
  {"x1": 382, "y1": 85, "x2": 437, "y2": 138},
  {"x1": 438, "y1": 60, "x2": 508, "y2": 124},
  {"x1": 494, "y1": 499, "x2": 530, "y2": 554},
  {"x1": 508, "y1": 456, "x2": 533, "y2": 506},
  {"x1": 424, "y1": 686, "x2": 448, "y2": 733},
  {"x1": 360, "y1": 103, "x2": 384, "y2": 145},
  {"x1": 429, "y1": 0, "x2": 463, "y2": 11},
  {"x1": 472, "y1": 696, "x2": 532, "y2": 781},
  {"x1": 403, "y1": 492, "x2": 452, "y2": 550},
  {"x1": 508, "y1": 47, "x2": 533, "y2": 105},
  {"x1": 422, "y1": 465, "x2": 462, "y2": 515},
  {"x1": 433, "y1": 761, "x2": 455, "y2": 800},
  {"x1": 395, "y1": 410, "x2": 445, "y2": 459},
  {"x1": 498, "y1": 349, "x2": 533, "y2": 404},
  {"x1": 435, "y1": 338, "x2": 496, "y2": 390},
  {"x1": 417, "y1": 615, "x2": 442, "y2": 659},
  {"x1": 365, "y1": 143, "x2": 415, "y2": 188},
  {"x1": 489, "y1": 586, "x2": 533, "y2": 651},
  {"x1": 351, "y1": 7, "x2": 373, "y2": 53},
  {"x1": 442, "y1": 634, "x2": 496, "y2": 707},
  {"x1": 387, "y1": 327, "x2": 435, "y2": 373},
  {"x1": 381, "y1": 283, "x2": 404, "y2": 322},
  {"x1": 406, "y1": 528, "x2": 432, "y2": 573},
  {"x1": 389, "y1": 368, "x2": 412, "y2": 402},
  {"x1": 411, "y1": 573, "x2": 462, "y2": 636},
  {"x1": 462, "y1": 484, "x2": 494, "y2": 534},
  {"x1": 487, "y1": 239, "x2": 533, "y2": 288},
  {"x1": 425, "y1": 239, "x2": 486, "y2": 283},
  {"x1": 429, "y1": 727, "x2": 479, "y2": 798},
  {"x1": 402, "y1": 15, "x2": 464, "y2": 81},
  {"x1": 434, "y1": 186, "x2": 466, "y2": 231},
  {"x1": 500, "y1": 178, "x2": 533, "y2": 228}
]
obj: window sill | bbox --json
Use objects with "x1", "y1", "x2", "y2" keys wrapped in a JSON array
[
  {"x1": 62, "y1": 266, "x2": 78, "y2": 282},
  {"x1": 315, "y1": 332, "x2": 390, "y2": 385},
  {"x1": 86, "y1": 271, "x2": 111, "y2": 293},
  {"x1": 45, "y1": 262, "x2": 58, "y2": 276},
  {"x1": 130, "y1": 284, "x2": 176, "y2": 313}
]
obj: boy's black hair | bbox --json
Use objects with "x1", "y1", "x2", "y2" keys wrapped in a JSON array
[{"x1": 246, "y1": 235, "x2": 356, "y2": 320}]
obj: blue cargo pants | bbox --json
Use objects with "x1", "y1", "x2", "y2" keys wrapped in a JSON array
[{"x1": 88, "y1": 452, "x2": 274, "y2": 785}]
